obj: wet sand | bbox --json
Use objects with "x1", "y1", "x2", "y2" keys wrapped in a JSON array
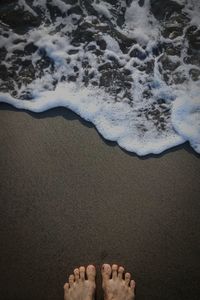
[{"x1": 0, "y1": 103, "x2": 200, "y2": 300}]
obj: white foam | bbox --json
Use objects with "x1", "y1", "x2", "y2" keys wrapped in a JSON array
[
  {"x1": 124, "y1": 0, "x2": 160, "y2": 45},
  {"x1": 0, "y1": 80, "x2": 185, "y2": 156},
  {"x1": 92, "y1": 1, "x2": 113, "y2": 20},
  {"x1": 172, "y1": 83, "x2": 200, "y2": 153},
  {"x1": 184, "y1": 0, "x2": 200, "y2": 27},
  {"x1": 0, "y1": 0, "x2": 199, "y2": 156},
  {"x1": 49, "y1": 0, "x2": 71, "y2": 13},
  {"x1": 103, "y1": 35, "x2": 122, "y2": 54}
]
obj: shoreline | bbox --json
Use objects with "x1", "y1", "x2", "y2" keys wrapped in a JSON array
[{"x1": 0, "y1": 102, "x2": 199, "y2": 159}]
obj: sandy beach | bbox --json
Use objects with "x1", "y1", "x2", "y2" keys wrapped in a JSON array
[{"x1": 0, "y1": 103, "x2": 200, "y2": 300}]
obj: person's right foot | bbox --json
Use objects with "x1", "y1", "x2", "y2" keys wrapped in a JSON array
[
  {"x1": 101, "y1": 264, "x2": 136, "y2": 300},
  {"x1": 64, "y1": 265, "x2": 96, "y2": 300}
]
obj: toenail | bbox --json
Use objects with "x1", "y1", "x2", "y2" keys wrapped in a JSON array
[
  {"x1": 125, "y1": 273, "x2": 131, "y2": 281},
  {"x1": 130, "y1": 280, "x2": 136, "y2": 288},
  {"x1": 112, "y1": 264, "x2": 118, "y2": 270},
  {"x1": 87, "y1": 265, "x2": 95, "y2": 271},
  {"x1": 64, "y1": 283, "x2": 69, "y2": 290},
  {"x1": 102, "y1": 264, "x2": 111, "y2": 272},
  {"x1": 88, "y1": 265, "x2": 93, "y2": 268}
]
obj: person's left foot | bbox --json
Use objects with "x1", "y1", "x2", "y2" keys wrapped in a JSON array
[{"x1": 64, "y1": 265, "x2": 96, "y2": 300}]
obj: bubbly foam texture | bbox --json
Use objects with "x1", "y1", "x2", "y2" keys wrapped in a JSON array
[
  {"x1": 172, "y1": 83, "x2": 200, "y2": 153},
  {"x1": 0, "y1": 0, "x2": 199, "y2": 155}
]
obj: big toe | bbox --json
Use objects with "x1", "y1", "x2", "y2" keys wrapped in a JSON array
[
  {"x1": 86, "y1": 265, "x2": 96, "y2": 282},
  {"x1": 101, "y1": 264, "x2": 112, "y2": 281}
]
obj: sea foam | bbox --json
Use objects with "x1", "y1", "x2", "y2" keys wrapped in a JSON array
[{"x1": 0, "y1": 0, "x2": 199, "y2": 155}]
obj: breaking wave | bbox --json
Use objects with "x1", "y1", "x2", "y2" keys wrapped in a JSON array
[{"x1": 0, "y1": 0, "x2": 199, "y2": 155}]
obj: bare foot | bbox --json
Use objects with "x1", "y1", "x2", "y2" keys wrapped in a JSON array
[
  {"x1": 64, "y1": 265, "x2": 96, "y2": 300},
  {"x1": 102, "y1": 264, "x2": 136, "y2": 300}
]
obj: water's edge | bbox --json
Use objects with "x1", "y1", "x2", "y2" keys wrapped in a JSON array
[{"x1": 0, "y1": 0, "x2": 200, "y2": 155}]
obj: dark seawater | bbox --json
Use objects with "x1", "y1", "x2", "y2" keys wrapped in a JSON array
[{"x1": 0, "y1": 0, "x2": 199, "y2": 155}]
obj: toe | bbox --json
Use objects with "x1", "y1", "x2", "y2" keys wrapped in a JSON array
[
  {"x1": 64, "y1": 282, "x2": 69, "y2": 300},
  {"x1": 101, "y1": 264, "x2": 112, "y2": 280},
  {"x1": 69, "y1": 274, "x2": 75, "y2": 287},
  {"x1": 79, "y1": 266, "x2": 85, "y2": 281},
  {"x1": 74, "y1": 268, "x2": 80, "y2": 282},
  {"x1": 118, "y1": 266, "x2": 124, "y2": 280},
  {"x1": 64, "y1": 282, "x2": 69, "y2": 291},
  {"x1": 125, "y1": 273, "x2": 131, "y2": 286},
  {"x1": 130, "y1": 280, "x2": 136, "y2": 291},
  {"x1": 86, "y1": 265, "x2": 96, "y2": 282},
  {"x1": 112, "y1": 264, "x2": 118, "y2": 280}
]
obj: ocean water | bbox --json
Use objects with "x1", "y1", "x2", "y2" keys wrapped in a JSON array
[{"x1": 0, "y1": 0, "x2": 199, "y2": 155}]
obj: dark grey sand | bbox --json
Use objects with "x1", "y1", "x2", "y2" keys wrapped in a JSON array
[{"x1": 0, "y1": 103, "x2": 200, "y2": 300}]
